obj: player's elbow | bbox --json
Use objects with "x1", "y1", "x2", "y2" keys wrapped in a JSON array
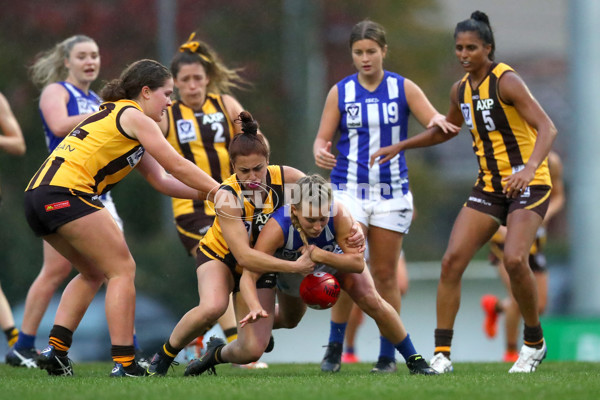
[
  {"x1": 15, "y1": 142, "x2": 26, "y2": 156},
  {"x1": 7, "y1": 141, "x2": 26, "y2": 156},
  {"x1": 348, "y1": 256, "x2": 366, "y2": 273},
  {"x1": 145, "y1": 170, "x2": 169, "y2": 193},
  {"x1": 234, "y1": 252, "x2": 255, "y2": 271},
  {"x1": 541, "y1": 120, "x2": 558, "y2": 143}
]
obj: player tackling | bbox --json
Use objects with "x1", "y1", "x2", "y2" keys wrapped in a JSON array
[{"x1": 184, "y1": 174, "x2": 437, "y2": 376}]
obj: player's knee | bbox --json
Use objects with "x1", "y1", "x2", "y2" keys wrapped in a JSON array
[
  {"x1": 81, "y1": 273, "x2": 106, "y2": 290},
  {"x1": 42, "y1": 258, "x2": 72, "y2": 280},
  {"x1": 207, "y1": 304, "x2": 229, "y2": 323},
  {"x1": 245, "y1": 341, "x2": 267, "y2": 362},
  {"x1": 440, "y1": 252, "x2": 463, "y2": 282},
  {"x1": 104, "y1": 257, "x2": 137, "y2": 281},
  {"x1": 503, "y1": 253, "x2": 528, "y2": 275},
  {"x1": 193, "y1": 299, "x2": 229, "y2": 324},
  {"x1": 121, "y1": 257, "x2": 137, "y2": 276},
  {"x1": 279, "y1": 312, "x2": 302, "y2": 329},
  {"x1": 40, "y1": 267, "x2": 72, "y2": 287},
  {"x1": 279, "y1": 317, "x2": 300, "y2": 329},
  {"x1": 354, "y1": 292, "x2": 382, "y2": 316},
  {"x1": 371, "y1": 269, "x2": 397, "y2": 290}
]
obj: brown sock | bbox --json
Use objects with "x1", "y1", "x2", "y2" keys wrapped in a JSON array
[
  {"x1": 523, "y1": 324, "x2": 544, "y2": 349},
  {"x1": 434, "y1": 328, "x2": 453, "y2": 358}
]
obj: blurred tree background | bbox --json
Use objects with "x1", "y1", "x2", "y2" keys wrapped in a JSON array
[{"x1": 0, "y1": 0, "x2": 567, "y2": 317}]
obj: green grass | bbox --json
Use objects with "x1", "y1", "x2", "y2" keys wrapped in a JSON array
[{"x1": 1, "y1": 361, "x2": 599, "y2": 400}]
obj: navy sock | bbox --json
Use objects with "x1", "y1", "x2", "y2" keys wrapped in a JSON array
[
  {"x1": 133, "y1": 334, "x2": 140, "y2": 351},
  {"x1": 395, "y1": 333, "x2": 417, "y2": 361},
  {"x1": 328, "y1": 321, "x2": 347, "y2": 344},
  {"x1": 15, "y1": 332, "x2": 36, "y2": 350},
  {"x1": 379, "y1": 336, "x2": 396, "y2": 360}
]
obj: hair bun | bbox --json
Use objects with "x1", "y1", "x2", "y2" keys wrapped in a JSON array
[
  {"x1": 470, "y1": 10, "x2": 490, "y2": 26},
  {"x1": 238, "y1": 111, "x2": 259, "y2": 135}
]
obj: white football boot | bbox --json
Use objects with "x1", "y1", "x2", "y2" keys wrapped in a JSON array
[
  {"x1": 429, "y1": 352, "x2": 454, "y2": 374},
  {"x1": 508, "y1": 341, "x2": 547, "y2": 373}
]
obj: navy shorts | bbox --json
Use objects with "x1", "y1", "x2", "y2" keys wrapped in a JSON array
[
  {"x1": 465, "y1": 185, "x2": 551, "y2": 225},
  {"x1": 175, "y1": 213, "x2": 214, "y2": 254},
  {"x1": 24, "y1": 186, "x2": 104, "y2": 236},
  {"x1": 196, "y1": 247, "x2": 276, "y2": 294}
]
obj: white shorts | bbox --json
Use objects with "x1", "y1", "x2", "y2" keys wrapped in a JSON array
[
  {"x1": 333, "y1": 189, "x2": 414, "y2": 234},
  {"x1": 99, "y1": 191, "x2": 124, "y2": 232}
]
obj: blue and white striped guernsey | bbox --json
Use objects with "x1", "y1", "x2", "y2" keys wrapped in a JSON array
[
  {"x1": 41, "y1": 81, "x2": 101, "y2": 152},
  {"x1": 331, "y1": 71, "x2": 410, "y2": 199},
  {"x1": 271, "y1": 204, "x2": 339, "y2": 261}
]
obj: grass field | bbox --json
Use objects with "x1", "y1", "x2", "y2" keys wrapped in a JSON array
[{"x1": 1, "y1": 361, "x2": 599, "y2": 400}]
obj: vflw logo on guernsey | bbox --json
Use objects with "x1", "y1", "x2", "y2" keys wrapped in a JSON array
[
  {"x1": 345, "y1": 103, "x2": 362, "y2": 128},
  {"x1": 45, "y1": 201, "x2": 71, "y2": 212}
]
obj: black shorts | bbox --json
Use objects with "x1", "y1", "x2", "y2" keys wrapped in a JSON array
[
  {"x1": 24, "y1": 186, "x2": 104, "y2": 236},
  {"x1": 175, "y1": 213, "x2": 215, "y2": 255},
  {"x1": 465, "y1": 185, "x2": 551, "y2": 225},
  {"x1": 196, "y1": 247, "x2": 276, "y2": 293}
]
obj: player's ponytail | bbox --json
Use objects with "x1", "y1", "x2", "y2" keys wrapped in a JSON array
[
  {"x1": 229, "y1": 111, "x2": 269, "y2": 162},
  {"x1": 290, "y1": 213, "x2": 311, "y2": 249},
  {"x1": 30, "y1": 35, "x2": 96, "y2": 89},
  {"x1": 172, "y1": 32, "x2": 250, "y2": 95},
  {"x1": 100, "y1": 59, "x2": 171, "y2": 102}
]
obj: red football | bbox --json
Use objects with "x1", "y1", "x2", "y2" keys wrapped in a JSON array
[{"x1": 299, "y1": 272, "x2": 341, "y2": 310}]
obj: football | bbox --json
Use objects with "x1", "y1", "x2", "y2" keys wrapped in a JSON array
[{"x1": 299, "y1": 272, "x2": 341, "y2": 310}]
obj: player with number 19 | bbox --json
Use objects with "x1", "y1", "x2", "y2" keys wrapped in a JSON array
[{"x1": 313, "y1": 19, "x2": 460, "y2": 373}]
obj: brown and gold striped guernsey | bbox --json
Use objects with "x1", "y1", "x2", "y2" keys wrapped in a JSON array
[
  {"x1": 457, "y1": 63, "x2": 551, "y2": 193},
  {"x1": 26, "y1": 100, "x2": 144, "y2": 195},
  {"x1": 198, "y1": 165, "x2": 285, "y2": 270},
  {"x1": 165, "y1": 95, "x2": 235, "y2": 220}
]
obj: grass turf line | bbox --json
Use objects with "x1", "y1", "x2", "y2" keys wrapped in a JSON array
[{"x1": 1, "y1": 361, "x2": 599, "y2": 400}]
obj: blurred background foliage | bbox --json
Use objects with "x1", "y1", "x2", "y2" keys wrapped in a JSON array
[{"x1": 0, "y1": 0, "x2": 566, "y2": 317}]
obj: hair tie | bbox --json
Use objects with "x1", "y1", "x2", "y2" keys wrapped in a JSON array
[{"x1": 179, "y1": 32, "x2": 212, "y2": 64}]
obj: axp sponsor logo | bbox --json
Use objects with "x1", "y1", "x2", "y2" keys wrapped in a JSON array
[{"x1": 475, "y1": 98, "x2": 494, "y2": 111}]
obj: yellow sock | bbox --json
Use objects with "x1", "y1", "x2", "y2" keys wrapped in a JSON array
[
  {"x1": 49, "y1": 336, "x2": 70, "y2": 353},
  {"x1": 7, "y1": 328, "x2": 18, "y2": 347}
]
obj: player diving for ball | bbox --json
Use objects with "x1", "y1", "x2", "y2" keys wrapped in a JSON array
[
  {"x1": 146, "y1": 112, "x2": 364, "y2": 376},
  {"x1": 184, "y1": 174, "x2": 437, "y2": 376}
]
